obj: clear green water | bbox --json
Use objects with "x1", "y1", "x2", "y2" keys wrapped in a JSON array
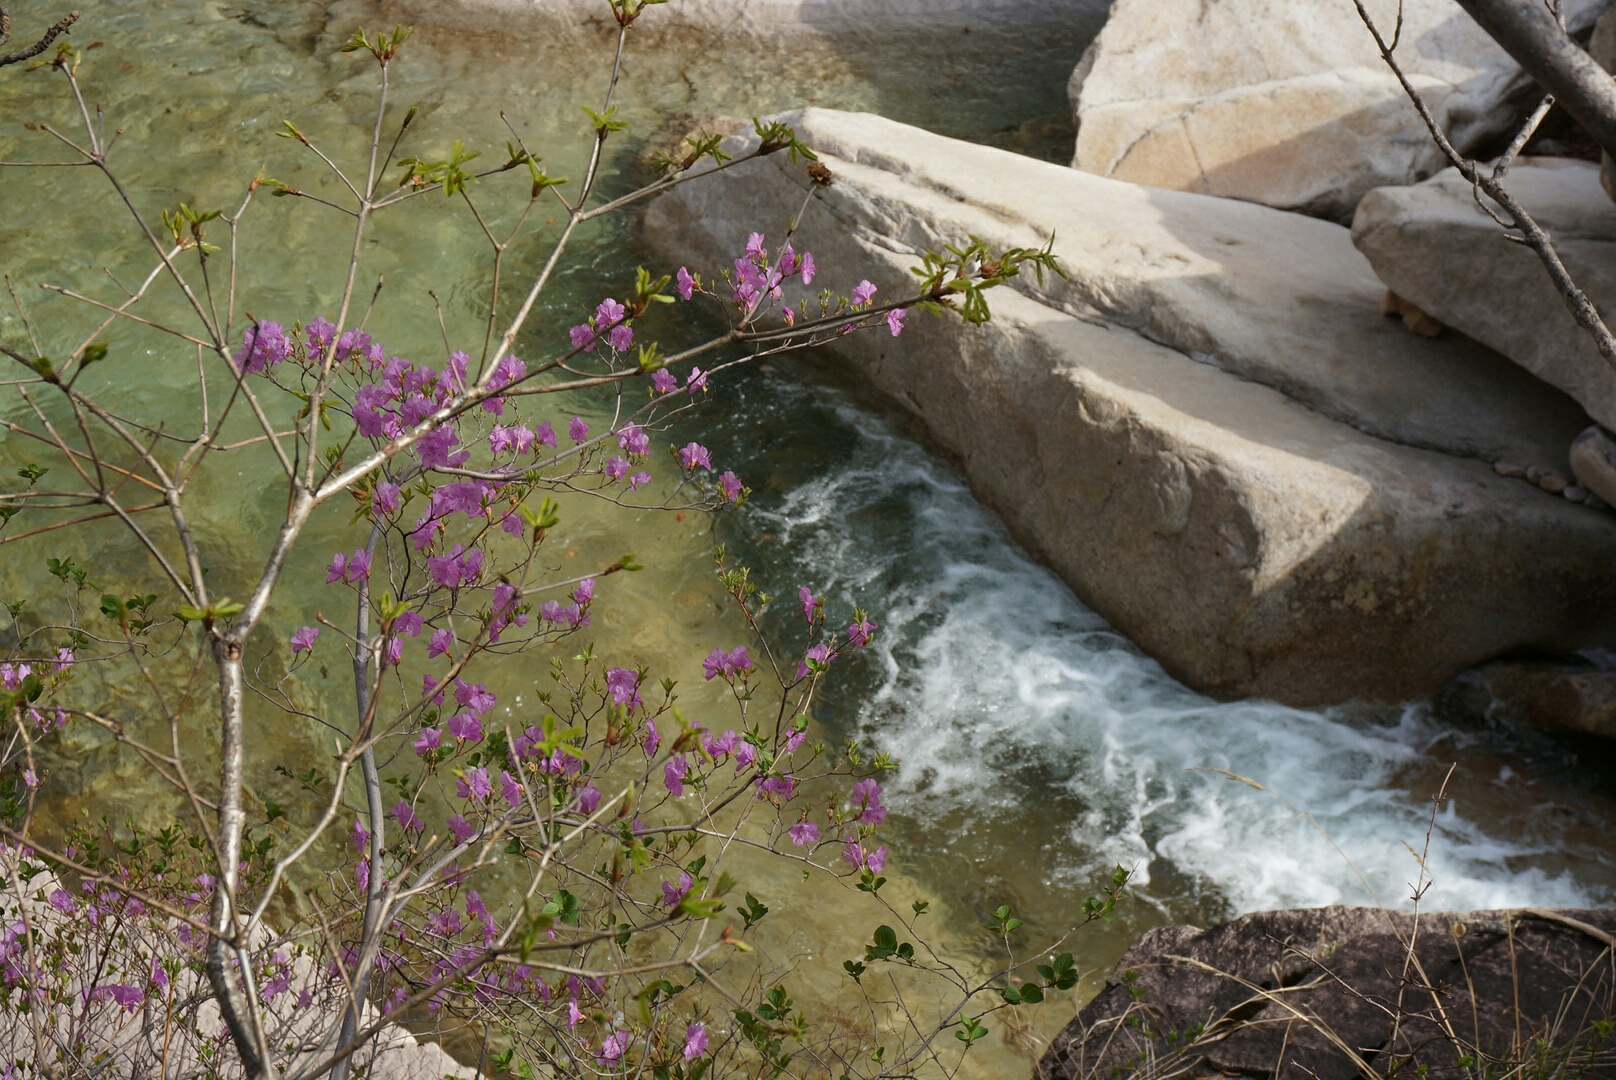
[{"x1": 3, "y1": 0, "x2": 1615, "y2": 1073}]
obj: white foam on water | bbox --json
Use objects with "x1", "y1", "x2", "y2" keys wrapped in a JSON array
[{"x1": 747, "y1": 394, "x2": 1614, "y2": 918}]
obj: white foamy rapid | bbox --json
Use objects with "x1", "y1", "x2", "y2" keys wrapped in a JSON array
[{"x1": 733, "y1": 382, "x2": 1614, "y2": 919}]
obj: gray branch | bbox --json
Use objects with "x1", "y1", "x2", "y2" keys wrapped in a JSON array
[
  {"x1": 0, "y1": 8, "x2": 79, "y2": 68},
  {"x1": 1453, "y1": 0, "x2": 1616, "y2": 161}
]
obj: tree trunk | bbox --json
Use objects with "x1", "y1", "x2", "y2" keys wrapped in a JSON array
[{"x1": 1454, "y1": 0, "x2": 1616, "y2": 164}]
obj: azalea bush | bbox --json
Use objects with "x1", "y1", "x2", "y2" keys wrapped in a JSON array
[{"x1": 0, "y1": 3, "x2": 1116, "y2": 1078}]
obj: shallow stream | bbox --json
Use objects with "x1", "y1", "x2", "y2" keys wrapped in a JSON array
[{"x1": 3, "y1": 0, "x2": 1615, "y2": 1072}]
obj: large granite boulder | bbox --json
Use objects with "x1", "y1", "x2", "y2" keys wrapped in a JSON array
[
  {"x1": 1353, "y1": 158, "x2": 1616, "y2": 432},
  {"x1": 644, "y1": 109, "x2": 1616, "y2": 705},
  {"x1": 1038, "y1": 906, "x2": 1616, "y2": 1080},
  {"x1": 1069, "y1": 0, "x2": 1604, "y2": 221}
]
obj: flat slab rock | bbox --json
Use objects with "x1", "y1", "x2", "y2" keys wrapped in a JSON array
[
  {"x1": 1354, "y1": 159, "x2": 1616, "y2": 433},
  {"x1": 644, "y1": 109, "x2": 1616, "y2": 705},
  {"x1": 1068, "y1": 0, "x2": 1604, "y2": 221},
  {"x1": 1038, "y1": 906, "x2": 1616, "y2": 1080}
]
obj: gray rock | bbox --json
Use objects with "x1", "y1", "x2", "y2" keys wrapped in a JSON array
[
  {"x1": 1437, "y1": 657, "x2": 1616, "y2": 738},
  {"x1": 1588, "y1": 3, "x2": 1616, "y2": 204},
  {"x1": 645, "y1": 110, "x2": 1616, "y2": 704},
  {"x1": 1572, "y1": 424, "x2": 1616, "y2": 506},
  {"x1": 1353, "y1": 160, "x2": 1616, "y2": 431},
  {"x1": 1038, "y1": 906, "x2": 1616, "y2": 1080},
  {"x1": 1068, "y1": 0, "x2": 1604, "y2": 221}
]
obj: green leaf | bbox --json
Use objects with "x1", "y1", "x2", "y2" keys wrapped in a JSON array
[
  {"x1": 751, "y1": 118, "x2": 818, "y2": 165},
  {"x1": 740, "y1": 892, "x2": 769, "y2": 930},
  {"x1": 678, "y1": 894, "x2": 724, "y2": 920},
  {"x1": 581, "y1": 104, "x2": 628, "y2": 135}
]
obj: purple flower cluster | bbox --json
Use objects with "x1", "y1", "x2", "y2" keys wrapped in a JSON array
[
  {"x1": 678, "y1": 442, "x2": 712, "y2": 471},
  {"x1": 326, "y1": 548, "x2": 372, "y2": 585},
  {"x1": 796, "y1": 642, "x2": 832, "y2": 679},
  {"x1": 569, "y1": 297, "x2": 634, "y2": 353},
  {"x1": 852, "y1": 777, "x2": 887, "y2": 825},
  {"x1": 606, "y1": 666, "x2": 641, "y2": 710},
  {"x1": 843, "y1": 837, "x2": 888, "y2": 873},
  {"x1": 730, "y1": 232, "x2": 815, "y2": 312},
  {"x1": 701, "y1": 645, "x2": 752, "y2": 681},
  {"x1": 231, "y1": 321, "x2": 293, "y2": 374}
]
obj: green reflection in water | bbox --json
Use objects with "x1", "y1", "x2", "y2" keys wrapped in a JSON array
[{"x1": 0, "y1": 1, "x2": 1108, "y2": 1072}]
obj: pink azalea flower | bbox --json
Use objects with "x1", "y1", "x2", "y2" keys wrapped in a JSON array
[
  {"x1": 391, "y1": 800, "x2": 422, "y2": 832},
  {"x1": 678, "y1": 442, "x2": 712, "y2": 471},
  {"x1": 847, "y1": 617, "x2": 878, "y2": 648},
  {"x1": 662, "y1": 870, "x2": 693, "y2": 908},
  {"x1": 796, "y1": 642, "x2": 832, "y2": 679},
  {"x1": 428, "y1": 627, "x2": 454, "y2": 659},
  {"x1": 684, "y1": 1022, "x2": 708, "y2": 1060},
  {"x1": 446, "y1": 814, "x2": 476, "y2": 844},
  {"x1": 664, "y1": 754, "x2": 688, "y2": 797}
]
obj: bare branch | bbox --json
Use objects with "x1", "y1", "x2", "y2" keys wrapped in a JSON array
[{"x1": 0, "y1": 7, "x2": 78, "y2": 69}]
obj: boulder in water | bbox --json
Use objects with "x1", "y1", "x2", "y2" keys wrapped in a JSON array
[{"x1": 644, "y1": 109, "x2": 1616, "y2": 705}]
